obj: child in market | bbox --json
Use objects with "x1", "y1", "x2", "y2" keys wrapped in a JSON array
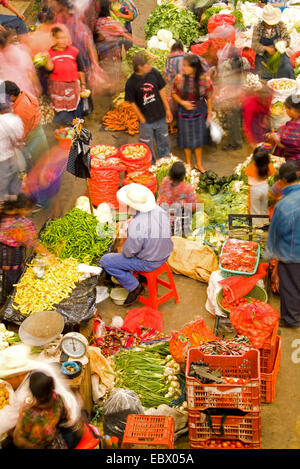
[
  {"x1": 244, "y1": 146, "x2": 275, "y2": 226},
  {"x1": 0, "y1": 193, "x2": 53, "y2": 305}
]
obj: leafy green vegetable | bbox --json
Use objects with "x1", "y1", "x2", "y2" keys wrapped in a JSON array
[
  {"x1": 122, "y1": 46, "x2": 169, "y2": 77},
  {"x1": 145, "y1": 1, "x2": 200, "y2": 46},
  {"x1": 200, "y1": 6, "x2": 223, "y2": 33}
]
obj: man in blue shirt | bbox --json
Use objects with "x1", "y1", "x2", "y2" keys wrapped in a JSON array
[
  {"x1": 267, "y1": 162, "x2": 300, "y2": 328},
  {"x1": 101, "y1": 183, "x2": 173, "y2": 306}
]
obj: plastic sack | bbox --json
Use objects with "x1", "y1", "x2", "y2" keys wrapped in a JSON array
[
  {"x1": 122, "y1": 306, "x2": 164, "y2": 333},
  {"x1": 209, "y1": 24, "x2": 236, "y2": 44},
  {"x1": 89, "y1": 167, "x2": 121, "y2": 208},
  {"x1": 210, "y1": 120, "x2": 224, "y2": 144},
  {"x1": 230, "y1": 301, "x2": 279, "y2": 349},
  {"x1": 169, "y1": 319, "x2": 217, "y2": 364},
  {"x1": 219, "y1": 263, "x2": 269, "y2": 303},
  {"x1": 207, "y1": 14, "x2": 236, "y2": 34},
  {"x1": 102, "y1": 388, "x2": 144, "y2": 442},
  {"x1": 119, "y1": 143, "x2": 152, "y2": 174}
]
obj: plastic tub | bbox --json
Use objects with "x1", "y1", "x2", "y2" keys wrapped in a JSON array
[
  {"x1": 219, "y1": 239, "x2": 261, "y2": 278},
  {"x1": 110, "y1": 287, "x2": 128, "y2": 305},
  {"x1": 217, "y1": 285, "x2": 268, "y2": 316},
  {"x1": 54, "y1": 128, "x2": 74, "y2": 150}
]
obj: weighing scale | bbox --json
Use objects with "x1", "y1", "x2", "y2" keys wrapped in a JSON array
[{"x1": 19, "y1": 311, "x2": 89, "y2": 365}]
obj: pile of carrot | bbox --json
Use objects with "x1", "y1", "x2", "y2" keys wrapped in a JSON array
[{"x1": 102, "y1": 101, "x2": 139, "y2": 135}]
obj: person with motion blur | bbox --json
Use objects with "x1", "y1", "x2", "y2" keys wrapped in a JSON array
[
  {"x1": 0, "y1": 0, "x2": 27, "y2": 38},
  {"x1": 125, "y1": 52, "x2": 173, "y2": 163},
  {"x1": 171, "y1": 54, "x2": 213, "y2": 172},
  {"x1": 266, "y1": 94, "x2": 300, "y2": 161},
  {"x1": 111, "y1": 0, "x2": 138, "y2": 51},
  {"x1": 267, "y1": 161, "x2": 300, "y2": 329},
  {"x1": 13, "y1": 371, "x2": 73, "y2": 449},
  {"x1": 43, "y1": 26, "x2": 86, "y2": 125},
  {"x1": 0, "y1": 100, "x2": 24, "y2": 200},
  {"x1": 244, "y1": 146, "x2": 275, "y2": 225},
  {"x1": 94, "y1": 0, "x2": 143, "y2": 62},
  {"x1": 4, "y1": 81, "x2": 48, "y2": 169},
  {"x1": 242, "y1": 84, "x2": 272, "y2": 150},
  {"x1": 0, "y1": 194, "x2": 53, "y2": 305}
]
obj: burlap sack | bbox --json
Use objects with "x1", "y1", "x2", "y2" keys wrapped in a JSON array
[{"x1": 168, "y1": 237, "x2": 219, "y2": 282}]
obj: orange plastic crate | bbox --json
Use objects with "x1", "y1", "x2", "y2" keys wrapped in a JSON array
[
  {"x1": 261, "y1": 336, "x2": 281, "y2": 404},
  {"x1": 188, "y1": 411, "x2": 261, "y2": 446},
  {"x1": 121, "y1": 415, "x2": 175, "y2": 449},
  {"x1": 259, "y1": 322, "x2": 278, "y2": 374},
  {"x1": 185, "y1": 348, "x2": 260, "y2": 413}
]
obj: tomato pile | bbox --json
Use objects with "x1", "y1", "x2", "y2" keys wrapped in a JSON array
[
  {"x1": 221, "y1": 296, "x2": 262, "y2": 313},
  {"x1": 222, "y1": 377, "x2": 249, "y2": 385},
  {"x1": 220, "y1": 239, "x2": 259, "y2": 273},
  {"x1": 201, "y1": 439, "x2": 248, "y2": 449}
]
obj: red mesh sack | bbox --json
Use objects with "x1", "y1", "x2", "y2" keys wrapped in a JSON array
[
  {"x1": 88, "y1": 167, "x2": 121, "y2": 208},
  {"x1": 207, "y1": 14, "x2": 236, "y2": 34},
  {"x1": 230, "y1": 301, "x2": 279, "y2": 349},
  {"x1": 122, "y1": 307, "x2": 164, "y2": 333},
  {"x1": 120, "y1": 143, "x2": 152, "y2": 173},
  {"x1": 290, "y1": 51, "x2": 300, "y2": 68},
  {"x1": 122, "y1": 173, "x2": 157, "y2": 195},
  {"x1": 242, "y1": 47, "x2": 256, "y2": 70},
  {"x1": 219, "y1": 263, "x2": 269, "y2": 303},
  {"x1": 169, "y1": 319, "x2": 217, "y2": 364}
]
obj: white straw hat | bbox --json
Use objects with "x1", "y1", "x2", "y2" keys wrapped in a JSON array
[
  {"x1": 0, "y1": 344, "x2": 38, "y2": 379},
  {"x1": 117, "y1": 183, "x2": 156, "y2": 213},
  {"x1": 262, "y1": 4, "x2": 281, "y2": 26}
]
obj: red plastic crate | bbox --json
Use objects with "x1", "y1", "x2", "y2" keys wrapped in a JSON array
[
  {"x1": 185, "y1": 348, "x2": 260, "y2": 413},
  {"x1": 188, "y1": 411, "x2": 261, "y2": 446},
  {"x1": 121, "y1": 415, "x2": 175, "y2": 449},
  {"x1": 261, "y1": 336, "x2": 281, "y2": 404},
  {"x1": 190, "y1": 439, "x2": 261, "y2": 449},
  {"x1": 259, "y1": 322, "x2": 279, "y2": 373}
]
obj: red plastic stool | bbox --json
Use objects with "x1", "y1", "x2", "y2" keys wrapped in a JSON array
[
  {"x1": 121, "y1": 415, "x2": 175, "y2": 449},
  {"x1": 134, "y1": 262, "x2": 179, "y2": 309}
]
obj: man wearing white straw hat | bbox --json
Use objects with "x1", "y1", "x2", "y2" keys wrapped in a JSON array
[
  {"x1": 101, "y1": 183, "x2": 173, "y2": 306},
  {"x1": 252, "y1": 4, "x2": 294, "y2": 80}
]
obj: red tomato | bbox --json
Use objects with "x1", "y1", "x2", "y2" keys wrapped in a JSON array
[
  {"x1": 222, "y1": 442, "x2": 229, "y2": 448},
  {"x1": 236, "y1": 441, "x2": 243, "y2": 448}
]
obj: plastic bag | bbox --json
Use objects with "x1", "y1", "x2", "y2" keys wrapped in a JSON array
[
  {"x1": 210, "y1": 120, "x2": 224, "y2": 144},
  {"x1": 122, "y1": 306, "x2": 164, "y2": 333},
  {"x1": 0, "y1": 380, "x2": 16, "y2": 436},
  {"x1": 102, "y1": 388, "x2": 144, "y2": 442},
  {"x1": 207, "y1": 14, "x2": 236, "y2": 34},
  {"x1": 81, "y1": 95, "x2": 94, "y2": 117},
  {"x1": 169, "y1": 319, "x2": 217, "y2": 364},
  {"x1": 230, "y1": 301, "x2": 279, "y2": 349}
]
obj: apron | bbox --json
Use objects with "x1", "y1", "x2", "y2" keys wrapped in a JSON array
[{"x1": 255, "y1": 28, "x2": 294, "y2": 80}]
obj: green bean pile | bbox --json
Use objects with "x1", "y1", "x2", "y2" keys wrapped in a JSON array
[{"x1": 41, "y1": 208, "x2": 114, "y2": 265}]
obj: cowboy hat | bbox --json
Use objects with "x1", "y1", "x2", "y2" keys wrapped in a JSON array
[
  {"x1": 262, "y1": 4, "x2": 281, "y2": 26},
  {"x1": 0, "y1": 344, "x2": 38, "y2": 379},
  {"x1": 117, "y1": 183, "x2": 156, "y2": 213}
]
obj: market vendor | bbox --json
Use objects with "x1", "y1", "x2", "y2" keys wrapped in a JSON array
[
  {"x1": 251, "y1": 4, "x2": 294, "y2": 80},
  {"x1": 267, "y1": 161, "x2": 300, "y2": 329},
  {"x1": 0, "y1": 193, "x2": 53, "y2": 306},
  {"x1": 266, "y1": 94, "x2": 300, "y2": 160},
  {"x1": 101, "y1": 183, "x2": 173, "y2": 306}
]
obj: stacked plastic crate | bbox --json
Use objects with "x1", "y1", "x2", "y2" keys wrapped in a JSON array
[
  {"x1": 259, "y1": 323, "x2": 281, "y2": 403},
  {"x1": 185, "y1": 348, "x2": 261, "y2": 449}
]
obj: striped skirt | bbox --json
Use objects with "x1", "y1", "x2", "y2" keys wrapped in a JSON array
[{"x1": 177, "y1": 100, "x2": 208, "y2": 149}]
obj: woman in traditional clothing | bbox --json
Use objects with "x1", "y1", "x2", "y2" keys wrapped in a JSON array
[
  {"x1": 171, "y1": 54, "x2": 213, "y2": 172},
  {"x1": 44, "y1": 26, "x2": 86, "y2": 125}
]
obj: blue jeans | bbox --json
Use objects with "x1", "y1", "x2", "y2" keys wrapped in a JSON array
[
  {"x1": 100, "y1": 253, "x2": 168, "y2": 291},
  {"x1": 0, "y1": 15, "x2": 27, "y2": 35},
  {"x1": 139, "y1": 118, "x2": 170, "y2": 164}
]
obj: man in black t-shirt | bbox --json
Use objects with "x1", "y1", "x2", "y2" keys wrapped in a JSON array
[{"x1": 125, "y1": 52, "x2": 173, "y2": 163}]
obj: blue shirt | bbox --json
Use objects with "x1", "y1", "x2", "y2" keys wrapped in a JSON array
[
  {"x1": 122, "y1": 205, "x2": 173, "y2": 262},
  {"x1": 267, "y1": 184, "x2": 300, "y2": 262}
]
